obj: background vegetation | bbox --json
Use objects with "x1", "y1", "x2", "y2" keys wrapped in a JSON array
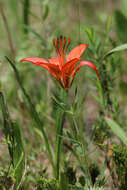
[{"x1": 0, "y1": 0, "x2": 127, "y2": 189}]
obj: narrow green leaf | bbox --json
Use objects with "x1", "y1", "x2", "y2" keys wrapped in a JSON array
[
  {"x1": 85, "y1": 28, "x2": 95, "y2": 44},
  {"x1": 51, "y1": 95, "x2": 66, "y2": 111},
  {"x1": 12, "y1": 122, "x2": 25, "y2": 189},
  {"x1": 43, "y1": 4, "x2": 49, "y2": 21},
  {"x1": 80, "y1": 166, "x2": 92, "y2": 187},
  {"x1": 95, "y1": 160, "x2": 107, "y2": 187},
  {"x1": 0, "y1": 92, "x2": 13, "y2": 162},
  {"x1": 105, "y1": 117, "x2": 127, "y2": 145},
  {"x1": 104, "y1": 43, "x2": 127, "y2": 58},
  {"x1": 106, "y1": 15, "x2": 112, "y2": 34},
  {"x1": 90, "y1": 93, "x2": 102, "y2": 105}
]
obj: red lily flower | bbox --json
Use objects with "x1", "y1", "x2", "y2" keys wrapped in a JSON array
[{"x1": 20, "y1": 36, "x2": 99, "y2": 89}]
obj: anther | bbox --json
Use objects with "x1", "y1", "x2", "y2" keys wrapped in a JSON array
[
  {"x1": 60, "y1": 35, "x2": 63, "y2": 40},
  {"x1": 56, "y1": 39, "x2": 59, "y2": 48}
]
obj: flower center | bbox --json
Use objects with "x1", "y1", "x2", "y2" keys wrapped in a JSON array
[{"x1": 52, "y1": 36, "x2": 70, "y2": 68}]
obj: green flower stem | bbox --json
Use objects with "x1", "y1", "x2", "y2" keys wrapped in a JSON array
[
  {"x1": 55, "y1": 89, "x2": 67, "y2": 180},
  {"x1": 71, "y1": 114, "x2": 92, "y2": 186}
]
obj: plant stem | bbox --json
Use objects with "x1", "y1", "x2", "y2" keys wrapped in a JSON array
[
  {"x1": 72, "y1": 114, "x2": 92, "y2": 186},
  {"x1": 23, "y1": 0, "x2": 30, "y2": 34},
  {"x1": 55, "y1": 89, "x2": 67, "y2": 180}
]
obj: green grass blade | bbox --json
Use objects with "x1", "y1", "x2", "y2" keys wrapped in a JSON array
[
  {"x1": 80, "y1": 166, "x2": 92, "y2": 187},
  {"x1": 0, "y1": 92, "x2": 14, "y2": 163},
  {"x1": 95, "y1": 160, "x2": 107, "y2": 187},
  {"x1": 5, "y1": 56, "x2": 55, "y2": 174},
  {"x1": 42, "y1": 4, "x2": 49, "y2": 21},
  {"x1": 11, "y1": 122, "x2": 25, "y2": 189},
  {"x1": 104, "y1": 43, "x2": 127, "y2": 58},
  {"x1": 0, "y1": 92, "x2": 25, "y2": 189},
  {"x1": 105, "y1": 117, "x2": 127, "y2": 145}
]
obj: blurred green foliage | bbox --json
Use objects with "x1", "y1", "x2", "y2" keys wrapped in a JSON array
[
  {"x1": 113, "y1": 145, "x2": 127, "y2": 189},
  {"x1": 0, "y1": 0, "x2": 127, "y2": 189}
]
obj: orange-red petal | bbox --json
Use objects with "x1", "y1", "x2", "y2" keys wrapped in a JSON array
[
  {"x1": 71, "y1": 61, "x2": 99, "y2": 85},
  {"x1": 48, "y1": 57, "x2": 59, "y2": 65},
  {"x1": 61, "y1": 58, "x2": 80, "y2": 89},
  {"x1": 20, "y1": 57, "x2": 61, "y2": 82},
  {"x1": 20, "y1": 57, "x2": 48, "y2": 65},
  {"x1": 20, "y1": 57, "x2": 59, "y2": 71},
  {"x1": 67, "y1": 44, "x2": 88, "y2": 62},
  {"x1": 63, "y1": 58, "x2": 80, "y2": 74}
]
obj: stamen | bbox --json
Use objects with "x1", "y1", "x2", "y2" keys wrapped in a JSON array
[
  {"x1": 52, "y1": 38, "x2": 59, "y2": 57},
  {"x1": 59, "y1": 35, "x2": 63, "y2": 52},
  {"x1": 65, "y1": 37, "x2": 71, "y2": 55},
  {"x1": 52, "y1": 36, "x2": 70, "y2": 67},
  {"x1": 63, "y1": 36, "x2": 66, "y2": 51},
  {"x1": 56, "y1": 38, "x2": 59, "y2": 48},
  {"x1": 60, "y1": 35, "x2": 63, "y2": 42}
]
